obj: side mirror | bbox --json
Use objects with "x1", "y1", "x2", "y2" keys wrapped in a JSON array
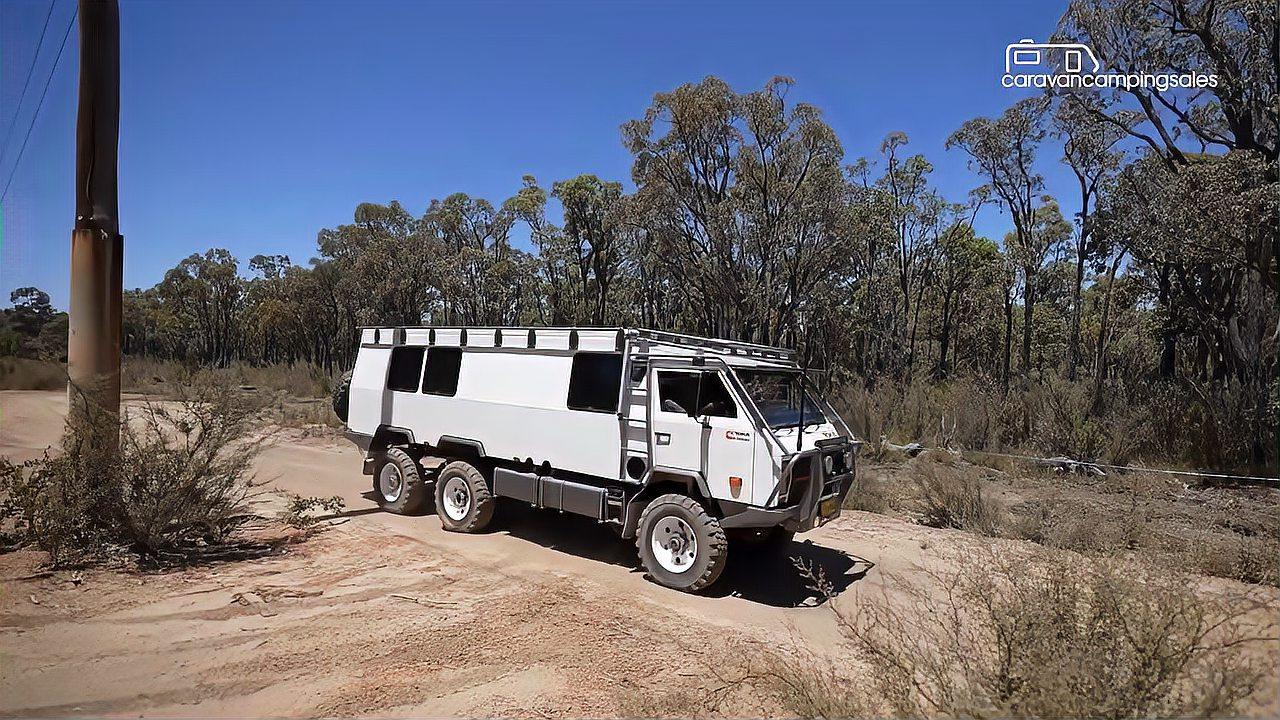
[{"x1": 662, "y1": 399, "x2": 687, "y2": 414}]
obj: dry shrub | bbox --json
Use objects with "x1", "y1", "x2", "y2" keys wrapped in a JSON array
[
  {"x1": 836, "y1": 374, "x2": 1276, "y2": 473},
  {"x1": 773, "y1": 550, "x2": 1277, "y2": 718},
  {"x1": 279, "y1": 493, "x2": 345, "y2": 529},
  {"x1": 0, "y1": 380, "x2": 267, "y2": 565},
  {"x1": 843, "y1": 471, "x2": 893, "y2": 514},
  {"x1": 1010, "y1": 481, "x2": 1280, "y2": 588},
  {"x1": 1012, "y1": 493, "x2": 1153, "y2": 555},
  {"x1": 913, "y1": 459, "x2": 1006, "y2": 537}
]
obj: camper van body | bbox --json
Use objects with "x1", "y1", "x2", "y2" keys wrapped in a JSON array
[{"x1": 341, "y1": 326, "x2": 859, "y2": 591}]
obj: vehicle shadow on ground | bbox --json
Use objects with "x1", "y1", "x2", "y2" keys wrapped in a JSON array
[
  {"x1": 492, "y1": 503, "x2": 871, "y2": 608},
  {"x1": 711, "y1": 539, "x2": 872, "y2": 607},
  {"x1": 357, "y1": 490, "x2": 435, "y2": 516}
]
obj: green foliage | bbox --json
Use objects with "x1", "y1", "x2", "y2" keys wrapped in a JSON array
[
  {"x1": 279, "y1": 493, "x2": 345, "y2": 529},
  {"x1": 12, "y1": 54, "x2": 1272, "y2": 471}
]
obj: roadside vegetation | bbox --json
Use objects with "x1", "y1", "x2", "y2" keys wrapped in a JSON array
[
  {"x1": 0, "y1": 380, "x2": 270, "y2": 565},
  {"x1": 769, "y1": 550, "x2": 1277, "y2": 718},
  {"x1": 845, "y1": 451, "x2": 1280, "y2": 589}
]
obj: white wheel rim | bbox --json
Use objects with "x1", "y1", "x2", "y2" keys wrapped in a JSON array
[
  {"x1": 378, "y1": 463, "x2": 403, "y2": 502},
  {"x1": 650, "y1": 516, "x2": 698, "y2": 574},
  {"x1": 442, "y1": 476, "x2": 471, "y2": 521}
]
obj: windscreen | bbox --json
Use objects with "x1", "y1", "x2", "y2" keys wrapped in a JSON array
[{"x1": 733, "y1": 369, "x2": 828, "y2": 429}]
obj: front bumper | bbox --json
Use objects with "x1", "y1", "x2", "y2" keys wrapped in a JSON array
[{"x1": 721, "y1": 444, "x2": 858, "y2": 532}]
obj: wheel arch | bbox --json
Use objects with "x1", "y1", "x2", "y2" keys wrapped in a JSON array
[
  {"x1": 370, "y1": 425, "x2": 415, "y2": 452},
  {"x1": 620, "y1": 469, "x2": 717, "y2": 539}
]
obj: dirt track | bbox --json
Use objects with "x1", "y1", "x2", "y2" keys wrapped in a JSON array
[
  {"x1": 1, "y1": 390, "x2": 1275, "y2": 717},
  {"x1": 0, "y1": 390, "x2": 942, "y2": 716}
]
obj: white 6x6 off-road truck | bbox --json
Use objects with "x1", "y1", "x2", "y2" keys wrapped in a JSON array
[{"x1": 333, "y1": 326, "x2": 860, "y2": 592}]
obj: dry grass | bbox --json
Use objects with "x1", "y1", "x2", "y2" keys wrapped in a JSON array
[
  {"x1": 770, "y1": 549, "x2": 1279, "y2": 718},
  {"x1": 912, "y1": 460, "x2": 1007, "y2": 537},
  {"x1": 0, "y1": 357, "x2": 65, "y2": 390},
  {"x1": 838, "y1": 374, "x2": 1276, "y2": 473},
  {"x1": 120, "y1": 356, "x2": 335, "y2": 398}
]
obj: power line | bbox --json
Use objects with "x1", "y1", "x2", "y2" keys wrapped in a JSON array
[
  {"x1": 0, "y1": 0, "x2": 57, "y2": 169},
  {"x1": 0, "y1": 4, "x2": 75, "y2": 206}
]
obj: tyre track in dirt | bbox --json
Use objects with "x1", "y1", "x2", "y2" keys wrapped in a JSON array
[{"x1": 2, "y1": 390, "x2": 890, "y2": 716}]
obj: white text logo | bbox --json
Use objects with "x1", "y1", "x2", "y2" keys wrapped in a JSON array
[{"x1": 1001, "y1": 38, "x2": 1217, "y2": 91}]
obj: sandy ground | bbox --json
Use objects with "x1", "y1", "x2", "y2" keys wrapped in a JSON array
[{"x1": 0, "y1": 390, "x2": 1275, "y2": 717}]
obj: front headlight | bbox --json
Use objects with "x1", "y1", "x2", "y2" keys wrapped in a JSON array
[{"x1": 843, "y1": 447, "x2": 855, "y2": 471}]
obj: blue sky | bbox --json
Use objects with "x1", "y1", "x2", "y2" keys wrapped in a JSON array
[{"x1": 1, "y1": 0, "x2": 1066, "y2": 309}]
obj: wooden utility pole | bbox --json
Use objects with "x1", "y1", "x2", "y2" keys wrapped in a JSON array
[{"x1": 66, "y1": 0, "x2": 121, "y2": 434}]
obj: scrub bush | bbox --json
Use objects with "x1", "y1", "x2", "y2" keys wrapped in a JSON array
[
  {"x1": 0, "y1": 381, "x2": 266, "y2": 565},
  {"x1": 771, "y1": 550, "x2": 1277, "y2": 718}
]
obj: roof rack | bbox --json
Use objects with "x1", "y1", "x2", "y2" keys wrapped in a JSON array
[
  {"x1": 632, "y1": 328, "x2": 795, "y2": 361},
  {"x1": 357, "y1": 325, "x2": 795, "y2": 362}
]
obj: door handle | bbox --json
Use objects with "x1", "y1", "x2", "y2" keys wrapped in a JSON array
[{"x1": 655, "y1": 432, "x2": 671, "y2": 446}]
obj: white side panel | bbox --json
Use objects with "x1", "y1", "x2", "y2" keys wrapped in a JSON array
[
  {"x1": 348, "y1": 346, "x2": 391, "y2": 435},
  {"x1": 392, "y1": 392, "x2": 619, "y2": 478},
  {"x1": 702, "y1": 401, "x2": 756, "y2": 502},
  {"x1": 346, "y1": 348, "x2": 621, "y2": 479},
  {"x1": 577, "y1": 331, "x2": 619, "y2": 352},
  {"x1": 752, "y1": 440, "x2": 782, "y2": 506},
  {"x1": 457, "y1": 352, "x2": 572, "y2": 408}
]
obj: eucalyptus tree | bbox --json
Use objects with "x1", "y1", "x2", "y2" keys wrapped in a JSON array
[
  {"x1": 622, "y1": 75, "x2": 851, "y2": 346},
  {"x1": 552, "y1": 174, "x2": 626, "y2": 325},
  {"x1": 1059, "y1": 0, "x2": 1277, "y2": 168},
  {"x1": 1053, "y1": 95, "x2": 1126, "y2": 379},
  {"x1": 947, "y1": 97, "x2": 1053, "y2": 377}
]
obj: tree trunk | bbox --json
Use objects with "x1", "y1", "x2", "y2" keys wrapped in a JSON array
[
  {"x1": 1021, "y1": 280, "x2": 1035, "y2": 375},
  {"x1": 1066, "y1": 249, "x2": 1086, "y2": 380}
]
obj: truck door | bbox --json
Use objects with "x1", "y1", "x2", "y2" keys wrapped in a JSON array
[
  {"x1": 650, "y1": 369, "x2": 755, "y2": 503},
  {"x1": 696, "y1": 370, "x2": 755, "y2": 503},
  {"x1": 650, "y1": 370, "x2": 702, "y2": 474}
]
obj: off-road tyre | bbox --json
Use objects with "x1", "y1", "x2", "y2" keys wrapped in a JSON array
[
  {"x1": 374, "y1": 447, "x2": 429, "y2": 514},
  {"x1": 435, "y1": 460, "x2": 494, "y2": 533},
  {"x1": 331, "y1": 370, "x2": 352, "y2": 423},
  {"x1": 636, "y1": 494, "x2": 728, "y2": 592}
]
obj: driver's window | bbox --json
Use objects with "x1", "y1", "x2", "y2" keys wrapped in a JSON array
[
  {"x1": 656, "y1": 370, "x2": 738, "y2": 419},
  {"x1": 656, "y1": 371, "x2": 699, "y2": 416}
]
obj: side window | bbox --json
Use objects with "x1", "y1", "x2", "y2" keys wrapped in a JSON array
[
  {"x1": 386, "y1": 347, "x2": 425, "y2": 392},
  {"x1": 567, "y1": 352, "x2": 623, "y2": 412},
  {"x1": 656, "y1": 371, "x2": 699, "y2": 416},
  {"x1": 656, "y1": 371, "x2": 738, "y2": 418},
  {"x1": 698, "y1": 372, "x2": 738, "y2": 418},
  {"x1": 422, "y1": 347, "x2": 463, "y2": 396}
]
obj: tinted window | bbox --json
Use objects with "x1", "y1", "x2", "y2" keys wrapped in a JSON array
[
  {"x1": 657, "y1": 371, "x2": 699, "y2": 415},
  {"x1": 698, "y1": 373, "x2": 738, "y2": 418},
  {"x1": 422, "y1": 347, "x2": 463, "y2": 395},
  {"x1": 657, "y1": 371, "x2": 737, "y2": 418},
  {"x1": 567, "y1": 352, "x2": 622, "y2": 412},
  {"x1": 386, "y1": 347, "x2": 425, "y2": 392}
]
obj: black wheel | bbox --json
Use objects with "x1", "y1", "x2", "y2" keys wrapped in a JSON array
[
  {"x1": 636, "y1": 494, "x2": 728, "y2": 592},
  {"x1": 373, "y1": 447, "x2": 429, "y2": 514},
  {"x1": 435, "y1": 460, "x2": 494, "y2": 533},
  {"x1": 332, "y1": 370, "x2": 352, "y2": 423}
]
